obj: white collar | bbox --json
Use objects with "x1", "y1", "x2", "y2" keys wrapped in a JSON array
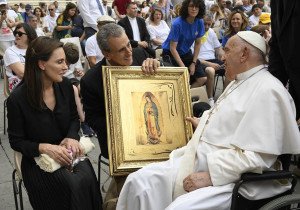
[{"x1": 236, "y1": 64, "x2": 266, "y2": 81}]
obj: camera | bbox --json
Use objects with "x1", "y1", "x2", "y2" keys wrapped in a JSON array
[{"x1": 0, "y1": 10, "x2": 6, "y2": 16}]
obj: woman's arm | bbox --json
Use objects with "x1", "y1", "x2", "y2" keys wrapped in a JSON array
[
  {"x1": 56, "y1": 24, "x2": 72, "y2": 31},
  {"x1": 170, "y1": 41, "x2": 185, "y2": 67},
  {"x1": 9, "y1": 62, "x2": 25, "y2": 79}
]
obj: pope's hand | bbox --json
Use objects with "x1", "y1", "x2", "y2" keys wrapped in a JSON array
[
  {"x1": 183, "y1": 172, "x2": 212, "y2": 192},
  {"x1": 186, "y1": 116, "x2": 200, "y2": 128}
]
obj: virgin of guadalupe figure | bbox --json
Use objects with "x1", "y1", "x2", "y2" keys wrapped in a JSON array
[{"x1": 143, "y1": 93, "x2": 162, "y2": 144}]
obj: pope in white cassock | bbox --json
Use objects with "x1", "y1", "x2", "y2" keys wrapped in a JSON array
[{"x1": 116, "y1": 31, "x2": 300, "y2": 210}]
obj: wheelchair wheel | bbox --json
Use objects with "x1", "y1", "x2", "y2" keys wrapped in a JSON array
[{"x1": 259, "y1": 194, "x2": 300, "y2": 210}]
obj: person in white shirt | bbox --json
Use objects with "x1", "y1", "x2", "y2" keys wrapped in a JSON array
[
  {"x1": 45, "y1": 4, "x2": 58, "y2": 33},
  {"x1": 85, "y1": 15, "x2": 114, "y2": 67},
  {"x1": 147, "y1": 9, "x2": 170, "y2": 49},
  {"x1": 197, "y1": 15, "x2": 225, "y2": 106},
  {"x1": 0, "y1": 1, "x2": 20, "y2": 55},
  {"x1": 33, "y1": 7, "x2": 49, "y2": 33},
  {"x1": 116, "y1": 31, "x2": 300, "y2": 210},
  {"x1": 249, "y1": 4, "x2": 262, "y2": 28},
  {"x1": 4, "y1": 23, "x2": 37, "y2": 91},
  {"x1": 77, "y1": 0, "x2": 105, "y2": 39}
]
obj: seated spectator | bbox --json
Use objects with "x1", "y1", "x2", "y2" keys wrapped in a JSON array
[
  {"x1": 12, "y1": 4, "x2": 23, "y2": 22},
  {"x1": 196, "y1": 15, "x2": 225, "y2": 106},
  {"x1": 28, "y1": 15, "x2": 45, "y2": 37},
  {"x1": 140, "y1": 1, "x2": 150, "y2": 18},
  {"x1": 7, "y1": 36, "x2": 101, "y2": 210},
  {"x1": 85, "y1": 15, "x2": 115, "y2": 68},
  {"x1": 225, "y1": 0, "x2": 233, "y2": 10},
  {"x1": 147, "y1": 9, "x2": 170, "y2": 49},
  {"x1": 118, "y1": 2, "x2": 155, "y2": 58},
  {"x1": 257, "y1": 0, "x2": 271, "y2": 12},
  {"x1": 222, "y1": 10, "x2": 249, "y2": 47},
  {"x1": 63, "y1": 42, "x2": 94, "y2": 137},
  {"x1": 242, "y1": 0, "x2": 252, "y2": 15},
  {"x1": 4, "y1": 23, "x2": 37, "y2": 91},
  {"x1": 18, "y1": 3, "x2": 25, "y2": 13},
  {"x1": 39, "y1": 2, "x2": 48, "y2": 15},
  {"x1": 45, "y1": 4, "x2": 58, "y2": 33},
  {"x1": 174, "y1": 3, "x2": 182, "y2": 17},
  {"x1": 70, "y1": 12, "x2": 86, "y2": 54},
  {"x1": 103, "y1": 0, "x2": 113, "y2": 17},
  {"x1": 81, "y1": 23, "x2": 159, "y2": 159},
  {"x1": 248, "y1": 4, "x2": 262, "y2": 28},
  {"x1": 216, "y1": 0, "x2": 231, "y2": 18},
  {"x1": 209, "y1": 4, "x2": 226, "y2": 40},
  {"x1": 116, "y1": 31, "x2": 300, "y2": 210},
  {"x1": 162, "y1": 0, "x2": 207, "y2": 88},
  {"x1": 33, "y1": 7, "x2": 49, "y2": 33},
  {"x1": 151, "y1": 0, "x2": 175, "y2": 26},
  {"x1": 0, "y1": 1, "x2": 20, "y2": 55},
  {"x1": 55, "y1": 3, "x2": 77, "y2": 39},
  {"x1": 21, "y1": 4, "x2": 32, "y2": 23}
]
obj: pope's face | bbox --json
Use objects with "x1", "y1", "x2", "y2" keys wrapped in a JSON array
[{"x1": 222, "y1": 36, "x2": 243, "y2": 80}]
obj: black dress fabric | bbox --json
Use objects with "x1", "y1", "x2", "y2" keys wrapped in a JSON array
[{"x1": 7, "y1": 78, "x2": 101, "y2": 210}]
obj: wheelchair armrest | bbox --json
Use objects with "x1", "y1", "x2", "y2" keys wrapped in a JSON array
[
  {"x1": 241, "y1": 171, "x2": 294, "y2": 182},
  {"x1": 231, "y1": 171, "x2": 297, "y2": 210}
]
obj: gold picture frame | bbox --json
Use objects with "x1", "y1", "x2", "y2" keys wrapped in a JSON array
[{"x1": 103, "y1": 66, "x2": 193, "y2": 176}]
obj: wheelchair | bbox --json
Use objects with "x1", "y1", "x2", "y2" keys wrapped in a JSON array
[{"x1": 231, "y1": 154, "x2": 300, "y2": 210}]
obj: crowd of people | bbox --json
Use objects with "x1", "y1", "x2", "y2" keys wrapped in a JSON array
[{"x1": 2, "y1": 0, "x2": 300, "y2": 209}]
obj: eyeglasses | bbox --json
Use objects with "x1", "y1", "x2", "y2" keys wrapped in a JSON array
[
  {"x1": 13, "y1": 31, "x2": 27, "y2": 37},
  {"x1": 48, "y1": 9, "x2": 54, "y2": 11},
  {"x1": 188, "y1": 4, "x2": 199, "y2": 8}
]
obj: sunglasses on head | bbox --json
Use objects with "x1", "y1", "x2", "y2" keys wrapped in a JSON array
[{"x1": 13, "y1": 31, "x2": 27, "y2": 37}]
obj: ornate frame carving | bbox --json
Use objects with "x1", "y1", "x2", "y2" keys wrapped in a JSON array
[{"x1": 103, "y1": 66, "x2": 193, "y2": 176}]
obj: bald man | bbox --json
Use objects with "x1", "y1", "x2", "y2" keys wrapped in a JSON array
[{"x1": 116, "y1": 31, "x2": 300, "y2": 210}]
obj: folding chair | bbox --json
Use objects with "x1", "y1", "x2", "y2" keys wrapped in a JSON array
[
  {"x1": 12, "y1": 151, "x2": 24, "y2": 210},
  {"x1": 3, "y1": 73, "x2": 10, "y2": 135},
  {"x1": 190, "y1": 86, "x2": 209, "y2": 106}
]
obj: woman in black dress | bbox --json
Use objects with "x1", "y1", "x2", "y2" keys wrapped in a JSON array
[{"x1": 7, "y1": 36, "x2": 101, "y2": 210}]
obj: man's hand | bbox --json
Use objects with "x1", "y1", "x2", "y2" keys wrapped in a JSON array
[
  {"x1": 141, "y1": 58, "x2": 160, "y2": 74},
  {"x1": 186, "y1": 116, "x2": 199, "y2": 128},
  {"x1": 138, "y1": 41, "x2": 148, "y2": 48},
  {"x1": 183, "y1": 172, "x2": 212, "y2": 192},
  {"x1": 188, "y1": 63, "x2": 195, "y2": 75},
  {"x1": 60, "y1": 138, "x2": 84, "y2": 158}
]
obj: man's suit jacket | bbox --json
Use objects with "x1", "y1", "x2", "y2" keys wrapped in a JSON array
[
  {"x1": 118, "y1": 16, "x2": 150, "y2": 48},
  {"x1": 269, "y1": 0, "x2": 300, "y2": 118}
]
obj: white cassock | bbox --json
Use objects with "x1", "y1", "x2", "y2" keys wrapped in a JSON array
[{"x1": 116, "y1": 65, "x2": 300, "y2": 210}]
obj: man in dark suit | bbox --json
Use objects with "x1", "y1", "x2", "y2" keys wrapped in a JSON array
[
  {"x1": 269, "y1": 0, "x2": 300, "y2": 122},
  {"x1": 118, "y1": 2, "x2": 155, "y2": 57},
  {"x1": 80, "y1": 23, "x2": 159, "y2": 159}
]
